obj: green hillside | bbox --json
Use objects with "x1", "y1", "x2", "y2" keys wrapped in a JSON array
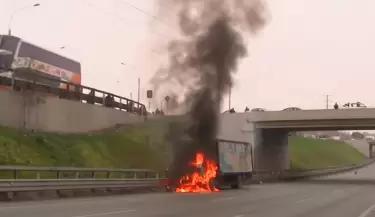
[
  {"x1": 289, "y1": 136, "x2": 367, "y2": 169},
  {"x1": 0, "y1": 119, "x2": 173, "y2": 170}
]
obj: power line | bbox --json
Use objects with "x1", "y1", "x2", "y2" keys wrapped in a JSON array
[
  {"x1": 82, "y1": 0, "x2": 177, "y2": 55},
  {"x1": 81, "y1": 0, "x2": 176, "y2": 38},
  {"x1": 77, "y1": 0, "x2": 176, "y2": 74},
  {"x1": 81, "y1": 0, "x2": 138, "y2": 25},
  {"x1": 117, "y1": 0, "x2": 173, "y2": 29}
]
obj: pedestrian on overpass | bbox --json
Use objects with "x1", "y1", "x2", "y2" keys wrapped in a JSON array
[{"x1": 334, "y1": 103, "x2": 339, "y2": 109}]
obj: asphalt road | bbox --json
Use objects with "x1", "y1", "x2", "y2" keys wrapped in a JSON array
[{"x1": 2, "y1": 164, "x2": 375, "y2": 217}]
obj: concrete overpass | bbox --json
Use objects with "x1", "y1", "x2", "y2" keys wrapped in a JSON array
[
  {"x1": 218, "y1": 108, "x2": 375, "y2": 172},
  {"x1": 250, "y1": 108, "x2": 375, "y2": 130}
]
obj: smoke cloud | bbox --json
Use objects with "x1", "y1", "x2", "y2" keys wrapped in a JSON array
[{"x1": 152, "y1": 0, "x2": 268, "y2": 185}]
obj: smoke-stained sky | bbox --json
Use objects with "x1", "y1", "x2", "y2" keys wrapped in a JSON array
[
  {"x1": 1, "y1": 0, "x2": 375, "y2": 111},
  {"x1": 150, "y1": 0, "x2": 267, "y2": 110}
]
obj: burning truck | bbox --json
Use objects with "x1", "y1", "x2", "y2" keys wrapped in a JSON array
[{"x1": 164, "y1": 132, "x2": 253, "y2": 193}]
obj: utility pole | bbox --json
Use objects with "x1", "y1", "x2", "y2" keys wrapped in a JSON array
[
  {"x1": 228, "y1": 86, "x2": 232, "y2": 111},
  {"x1": 325, "y1": 95, "x2": 332, "y2": 109},
  {"x1": 137, "y1": 77, "x2": 140, "y2": 109}
]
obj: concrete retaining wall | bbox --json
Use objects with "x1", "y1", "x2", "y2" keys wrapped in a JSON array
[
  {"x1": 0, "y1": 89, "x2": 144, "y2": 133},
  {"x1": 344, "y1": 139, "x2": 370, "y2": 158}
]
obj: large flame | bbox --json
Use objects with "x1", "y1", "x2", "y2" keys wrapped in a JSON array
[{"x1": 176, "y1": 152, "x2": 219, "y2": 193}]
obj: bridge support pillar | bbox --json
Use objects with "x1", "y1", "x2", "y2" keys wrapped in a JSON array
[
  {"x1": 253, "y1": 129, "x2": 290, "y2": 172},
  {"x1": 369, "y1": 143, "x2": 374, "y2": 158}
]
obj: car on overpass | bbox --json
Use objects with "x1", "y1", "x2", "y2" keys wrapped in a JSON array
[
  {"x1": 251, "y1": 108, "x2": 266, "y2": 112},
  {"x1": 342, "y1": 102, "x2": 367, "y2": 108},
  {"x1": 282, "y1": 107, "x2": 302, "y2": 111}
]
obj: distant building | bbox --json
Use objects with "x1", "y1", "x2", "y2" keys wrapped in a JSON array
[{"x1": 330, "y1": 136, "x2": 341, "y2": 141}]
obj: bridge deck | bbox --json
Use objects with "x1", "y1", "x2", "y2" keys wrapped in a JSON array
[{"x1": 221, "y1": 109, "x2": 375, "y2": 130}]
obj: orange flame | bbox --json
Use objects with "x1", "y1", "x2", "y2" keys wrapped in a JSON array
[{"x1": 176, "y1": 152, "x2": 219, "y2": 193}]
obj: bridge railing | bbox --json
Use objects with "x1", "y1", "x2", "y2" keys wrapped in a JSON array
[{"x1": 0, "y1": 75, "x2": 147, "y2": 116}]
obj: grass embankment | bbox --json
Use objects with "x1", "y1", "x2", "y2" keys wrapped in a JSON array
[
  {"x1": 0, "y1": 118, "x2": 176, "y2": 172},
  {"x1": 289, "y1": 136, "x2": 367, "y2": 169}
]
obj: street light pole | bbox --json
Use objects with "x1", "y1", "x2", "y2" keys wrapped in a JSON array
[
  {"x1": 8, "y1": 3, "x2": 40, "y2": 36},
  {"x1": 120, "y1": 62, "x2": 140, "y2": 109},
  {"x1": 137, "y1": 77, "x2": 140, "y2": 109},
  {"x1": 228, "y1": 86, "x2": 232, "y2": 111},
  {"x1": 325, "y1": 95, "x2": 332, "y2": 110}
]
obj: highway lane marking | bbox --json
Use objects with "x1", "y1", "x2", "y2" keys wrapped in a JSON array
[
  {"x1": 0, "y1": 201, "x2": 97, "y2": 211},
  {"x1": 0, "y1": 203, "x2": 43, "y2": 210},
  {"x1": 212, "y1": 197, "x2": 240, "y2": 203},
  {"x1": 233, "y1": 215, "x2": 244, "y2": 217},
  {"x1": 295, "y1": 197, "x2": 312, "y2": 203},
  {"x1": 295, "y1": 188, "x2": 344, "y2": 204},
  {"x1": 358, "y1": 203, "x2": 375, "y2": 217},
  {"x1": 333, "y1": 189, "x2": 344, "y2": 194},
  {"x1": 71, "y1": 209, "x2": 136, "y2": 217},
  {"x1": 0, "y1": 196, "x2": 138, "y2": 211}
]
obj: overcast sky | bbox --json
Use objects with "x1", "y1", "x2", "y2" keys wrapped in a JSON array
[{"x1": 1, "y1": 0, "x2": 374, "y2": 112}]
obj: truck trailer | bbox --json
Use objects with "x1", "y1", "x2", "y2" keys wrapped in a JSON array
[
  {"x1": 164, "y1": 138, "x2": 253, "y2": 191},
  {"x1": 214, "y1": 139, "x2": 253, "y2": 189}
]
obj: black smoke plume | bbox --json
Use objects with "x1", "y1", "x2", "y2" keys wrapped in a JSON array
[{"x1": 152, "y1": 0, "x2": 268, "y2": 186}]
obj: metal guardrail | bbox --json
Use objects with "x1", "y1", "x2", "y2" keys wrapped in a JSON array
[
  {"x1": 252, "y1": 159, "x2": 375, "y2": 182},
  {"x1": 0, "y1": 179, "x2": 163, "y2": 192},
  {"x1": 0, "y1": 161, "x2": 373, "y2": 193},
  {"x1": 0, "y1": 165, "x2": 155, "y2": 173},
  {"x1": 283, "y1": 160, "x2": 375, "y2": 180},
  {"x1": 0, "y1": 165, "x2": 162, "y2": 179},
  {"x1": 0, "y1": 166, "x2": 166, "y2": 193}
]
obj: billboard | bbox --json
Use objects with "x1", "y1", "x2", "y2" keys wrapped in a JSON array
[
  {"x1": 12, "y1": 57, "x2": 80, "y2": 89},
  {"x1": 0, "y1": 35, "x2": 81, "y2": 89}
]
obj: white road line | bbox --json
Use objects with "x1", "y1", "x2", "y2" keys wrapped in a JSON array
[
  {"x1": 212, "y1": 197, "x2": 240, "y2": 203},
  {"x1": 0, "y1": 203, "x2": 44, "y2": 211},
  {"x1": 0, "y1": 197, "x2": 134, "y2": 211},
  {"x1": 357, "y1": 203, "x2": 375, "y2": 217},
  {"x1": 233, "y1": 215, "x2": 244, "y2": 217},
  {"x1": 295, "y1": 197, "x2": 312, "y2": 204},
  {"x1": 333, "y1": 189, "x2": 344, "y2": 194},
  {"x1": 71, "y1": 209, "x2": 136, "y2": 217}
]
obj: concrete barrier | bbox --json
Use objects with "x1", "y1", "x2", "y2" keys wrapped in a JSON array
[{"x1": 0, "y1": 89, "x2": 144, "y2": 133}]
